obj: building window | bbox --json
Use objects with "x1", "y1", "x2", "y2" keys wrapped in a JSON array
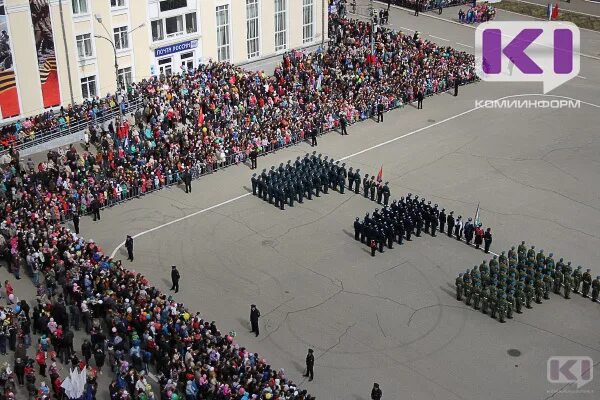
[
  {"x1": 72, "y1": 0, "x2": 88, "y2": 15},
  {"x1": 76, "y1": 33, "x2": 93, "y2": 59},
  {"x1": 118, "y1": 67, "x2": 132, "y2": 88},
  {"x1": 185, "y1": 12, "x2": 197, "y2": 34},
  {"x1": 158, "y1": 57, "x2": 172, "y2": 76},
  {"x1": 274, "y1": 0, "x2": 287, "y2": 51},
  {"x1": 165, "y1": 15, "x2": 184, "y2": 37},
  {"x1": 113, "y1": 26, "x2": 129, "y2": 50},
  {"x1": 216, "y1": 5, "x2": 230, "y2": 62},
  {"x1": 160, "y1": 0, "x2": 187, "y2": 12},
  {"x1": 303, "y1": 0, "x2": 314, "y2": 44},
  {"x1": 151, "y1": 20, "x2": 164, "y2": 41},
  {"x1": 246, "y1": 0, "x2": 260, "y2": 59},
  {"x1": 81, "y1": 75, "x2": 97, "y2": 98},
  {"x1": 110, "y1": 0, "x2": 126, "y2": 7},
  {"x1": 180, "y1": 51, "x2": 194, "y2": 72}
]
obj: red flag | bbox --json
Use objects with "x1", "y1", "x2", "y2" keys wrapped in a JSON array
[
  {"x1": 376, "y1": 166, "x2": 383, "y2": 182},
  {"x1": 197, "y1": 108, "x2": 204, "y2": 127},
  {"x1": 552, "y1": 3, "x2": 559, "y2": 20}
]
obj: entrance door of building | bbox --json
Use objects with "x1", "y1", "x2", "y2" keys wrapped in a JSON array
[
  {"x1": 158, "y1": 57, "x2": 173, "y2": 76},
  {"x1": 180, "y1": 51, "x2": 194, "y2": 72}
]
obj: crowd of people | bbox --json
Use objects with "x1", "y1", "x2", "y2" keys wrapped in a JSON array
[
  {"x1": 458, "y1": 3, "x2": 496, "y2": 24},
  {"x1": 0, "y1": 14, "x2": 478, "y2": 400},
  {"x1": 455, "y1": 244, "x2": 600, "y2": 323}
]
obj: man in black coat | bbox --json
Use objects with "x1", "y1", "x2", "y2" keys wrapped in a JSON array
[
  {"x1": 249, "y1": 148, "x2": 258, "y2": 169},
  {"x1": 484, "y1": 228, "x2": 493, "y2": 253},
  {"x1": 73, "y1": 212, "x2": 80, "y2": 234},
  {"x1": 454, "y1": 76, "x2": 461, "y2": 96},
  {"x1": 447, "y1": 211, "x2": 455, "y2": 237},
  {"x1": 340, "y1": 115, "x2": 348, "y2": 135},
  {"x1": 250, "y1": 304, "x2": 261, "y2": 337},
  {"x1": 303, "y1": 348, "x2": 315, "y2": 381},
  {"x1": 91, "y1": 197, "x2": 101, "y2": 221},
  {"x1": 376, "y1": 102, "x2": 384, "y2": 123},
  {"x1": 183, "y1": 169, "x2": 192, "y2": 193},
  {"x1": 170, "y1": 265, "x2": 180, "y2": 293},
  {"x1": 125, "y1": 235, "x2": 134, "y2": 261}
]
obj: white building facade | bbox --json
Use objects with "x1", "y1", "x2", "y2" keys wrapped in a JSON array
[{"x1": 0, "y1": 0, "x2": 328, "y2": 121}]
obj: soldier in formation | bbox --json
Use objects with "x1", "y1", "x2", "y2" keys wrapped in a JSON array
[
  {"x1": 455, "y1": 242, "x2": 598, "y2": 323},
  {"x1": 250, "y1": 153, "x2": 354, "y2": 209},
  {"x1": 353, "y1": 193, "x2": 448, "y2": 254}
]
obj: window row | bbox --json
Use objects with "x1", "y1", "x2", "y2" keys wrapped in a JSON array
[
  {"x1": 72, "y1": 0, "x2": 128, "y2": 15},
  {"x1": 217, "y1": 0, "x2": 315, "y2": 63},
  {"x1": 80, "y1": 67, "x2": 132, "y2": 99},
  {"x1": 151, "y1": 12, "x2": 197, "y2": 42},
  {"x1": 75, "y1": 26, "x2": 129, "y2": 60}
]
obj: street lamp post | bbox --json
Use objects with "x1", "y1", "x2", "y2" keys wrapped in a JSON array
[
  {"x1": 94, "y1": 15, "x2": 120, "y2": 92},
  {"x1": 94, "y1": 15, "x2": 144, "y2": 92}
]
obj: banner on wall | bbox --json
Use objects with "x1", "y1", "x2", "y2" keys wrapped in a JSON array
[
  {"x1": 29, "y1": 0, "x2": 60, "y2": 108},
  {"x1": 0, "y1": 0, "x2": 21, "y2": 118}
]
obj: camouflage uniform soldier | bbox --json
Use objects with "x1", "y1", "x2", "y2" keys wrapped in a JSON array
[
  {"x1": 489, "y1": 287, "x2": 498, "y2": 319},
  {"x1": 581, "y1": 269, "x2": 592, "y2": 298},
  {"x1": 524, "y1": 282, "x2": 534, "y2": 309},
  {"x1": 572, "y1": 266, "x2": 582, "y2": 294},
  {"x1": 499, "y1": 251, "x2": 507, "y2": 266},
  {"x1": 543, "y1": 273, "x2": 552, "y2": 300},
  {"x1": 527, "y1": 246, "x2": 536, "y2": 261},
  {"x1": 481, "y1": 286, "x2": 490, "y2": 314},
  {"x1": 592, "y1": 276, "x2": 600, "y2": 302},
  {"x1": 464, "y1": 282, "x2": 472, "y2": 306},
  {"x1": 456, "y1": 274, "x2": 464, "y2": 301},
  {"x1": 563, "y1": 273, "x2": 572, "y2": 299},
  {"x1": 508, "y1": 246, "x2": 517, "y2": 262},
  {"x1": 514, "y1": 287, "x2": 524, "y2": 314},
  {"x1": 506, "y1": 291, "x2": 514, "y2": 319},
  {"x1": 534, "y1": 277, "x2": 544, "y2": 304},
  {"x1": 472, "y1": 283, "x2": 481, "y2": 310},
  {"x1": 553, "y1": 270, "x2": 563, "y2": 294},
  {"x1": 497, "y1": 295, "x2": 507, "y2": 323},
  {"x1": 545, "y1": 253, "x2": 555, "y2": 270},
  {"x1": 536, "y1": 249, "x2": 545, "y2": 265}
]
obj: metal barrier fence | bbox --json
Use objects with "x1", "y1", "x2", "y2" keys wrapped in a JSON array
[
  {"x1": 1, "y1": 98, "x2": 145, "y2": 155},
  {"x1": 376, "y1": 0, "x2": 472, "y2": 11},
  {"x1": 52, "y1": 81, "x2": 476, "y2": 224}
]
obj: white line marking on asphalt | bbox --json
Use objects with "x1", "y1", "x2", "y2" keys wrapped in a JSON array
[
  {"x1": 429, "y1": 35, "x2": 450, "y2": 41},
  {"x1": 456, "y1": 42, "x2": 473, "y2": 48},
  {"x1": 577, "y1": 75, "x2": 588, "y2": 79},
  {"x1": 109, "y1": 94, "x2": 600, "y2": 258}
]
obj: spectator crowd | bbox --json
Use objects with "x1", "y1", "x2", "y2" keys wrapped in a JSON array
[{"x1": 0, "y1": 15, "x2": 476, "y2": 400}]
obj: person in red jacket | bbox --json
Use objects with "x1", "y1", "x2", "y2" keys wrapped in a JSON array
[{"x1": 474, "y1": 225, "x2": 484, "y2": 250}]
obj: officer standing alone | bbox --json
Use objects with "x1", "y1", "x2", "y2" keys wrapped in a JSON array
[
  {"x1": 170, "y1": 265, "x2": 180, "y2": 293},
  {"x1": 303, "y1": 348, "x2": 315, "y2": 381},
  {"x1": 250, "y1": 304, "x2": 261, "y2": 337},
  {"x1": 125, "y1": 235, "x2": 134, "y2": 262}
]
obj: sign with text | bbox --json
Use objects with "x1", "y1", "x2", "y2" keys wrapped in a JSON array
[
  {"x1": 155, "y1": 40, "x2": 198, "y2": 58},
  {"x1": 475, "y1": 21, "x2": 580, "y2": 93}
]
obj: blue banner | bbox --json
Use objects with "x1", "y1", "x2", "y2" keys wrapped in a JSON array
[{"x1": 155, "y1": 39, "x2": 198, "y2": 57}]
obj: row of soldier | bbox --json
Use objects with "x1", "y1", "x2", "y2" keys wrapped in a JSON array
[
  {"x1": 456, "y1": 242, "x2": 600, "y2": 323},
  {"x1": 250, "y1": 154, "x2": 355, "y2": 209},
  {"x1": 353, "y1": 194, "x2": 447, "y2": 256}
]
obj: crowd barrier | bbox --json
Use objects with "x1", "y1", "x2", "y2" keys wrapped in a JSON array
[
  {"x1": 0, "y1": 98, "x2": 144, "y2": 155},
  {"x1": 376, "y1": 0, "x2": 472, "y2": 11}
]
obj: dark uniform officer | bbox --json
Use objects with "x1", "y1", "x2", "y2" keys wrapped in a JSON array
[
  {"x1": 382, "y1": 182, "x2": 390, "y2": 206},
  {"x1": 438, "y1": 208, "x2": 446, "y2": 233},
  {"x1": 354, "y1": 169, "x2": 361, "y2": 194},
  {"x1": 447, "y1": 211, "x2": 455, "y2": 237},
  {"x1": 354, "y1": 218, "x2": 362, "y2": 241},
  {"x1": 250, "y1": 304, "x2": 261, "y2": 336},
  {"x1": 304, "y1": 349, "x2": 315, "y2": 381},
  {"x1": 363, "y1": 175, "x2": 370, "y2": 198},
  {"x1": 170, "y1": 265, "x2": 180, "y2": 293},
  {"x1": 125, "y1": 235, "x2": 134, "y2": 262},
  {"x1": 251, "y1": 173, "x2": 258, "y2": 195},
  {"x1": 347, "y1": 168, "x2": 355, "y2": 191}
]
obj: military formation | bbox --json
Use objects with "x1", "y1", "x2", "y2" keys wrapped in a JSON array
[
  {"x1": 250, "y1": 153, "x2": 357, "y2": 209},
  {"x1": 456, "y1": 242, "x2": 600, "y2": 323},
  {"x1": 353, "y1": 193, "x2": 450, "y2": 256}
]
